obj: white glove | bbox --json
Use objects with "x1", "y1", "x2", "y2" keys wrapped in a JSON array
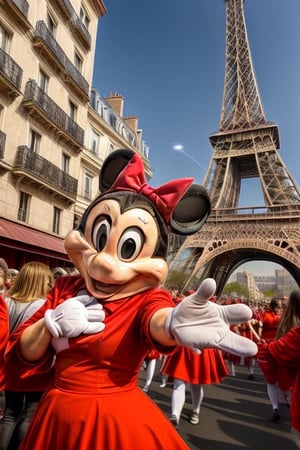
[
  {"x1": 165, "y1": 278, "x2": 257, "y2": 357},
  {"x1": 44, "y1": 295, "x2": 105, "y2": 338}
]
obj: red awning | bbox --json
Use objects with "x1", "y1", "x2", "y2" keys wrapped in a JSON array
[{"x1": 0, "y1": 217, "x2": 69, "y2": 260}]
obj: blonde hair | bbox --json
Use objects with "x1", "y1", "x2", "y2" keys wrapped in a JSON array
[{"x1": 9, "y1": 261, "x2": 54, "y2": 303}]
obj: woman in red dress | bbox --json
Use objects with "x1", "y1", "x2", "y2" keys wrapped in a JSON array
[
  {"x1": 0, "y1": 295, "x2": 8, "y2": 419},
  {"x1": 162, "y1": 344, "x2": 228, "y2": 427},
  {"x1": 258, "y1": 298, "x2": 284, "y2": 421},
  {"x1": 257, "y1": 316, "x2": 300, "y2": 447},
  {"x1": 5, "y1": 150, "x2": 257, "y2": 450},
  {"x1": 259, "y1": 291, "x2": 300, "y2": 423}
]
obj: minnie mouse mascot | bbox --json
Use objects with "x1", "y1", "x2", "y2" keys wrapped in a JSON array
[{"x1": 6, "y1": 150, "x2": 257, "y2": 449}]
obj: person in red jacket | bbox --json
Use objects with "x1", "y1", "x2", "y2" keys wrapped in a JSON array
[
  {"x1": 259, "y1": 290, "x2": 300, "y2": 424},
  {"x1": 5, "y1": 150, "x2": 257, "y2": 450},
  {"x1": 0, "y1": 295, "x2": 9, "y2": 419},
  {"x1": 258, "y1": 323, "x2": 300, "y2": 448}
]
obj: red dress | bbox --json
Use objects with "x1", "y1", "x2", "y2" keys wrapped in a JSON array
[
  {"x1": 258, "y1": 327, "x2": 300, "y2": 432},
  {"x1": 0, "y1": 295, "x2": 8, "y2": 391},
  {"x1": 6, "y1": 275, "x2": 189, "y2": 450},
  {"x1": 161, "y1": 346, "x2": 228, "y2": 384}
]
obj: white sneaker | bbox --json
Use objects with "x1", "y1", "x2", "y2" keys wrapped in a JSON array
[{"x1": 190, "y1": 412, "x2": 199, "y2": 425}]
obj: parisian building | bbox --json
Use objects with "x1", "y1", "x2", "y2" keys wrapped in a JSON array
[{"x1": 0, "y1": 0, "x2": 151, "y2": 271}]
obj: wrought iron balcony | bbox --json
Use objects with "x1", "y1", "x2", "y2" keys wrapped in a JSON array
[
  {"x1": 0, "y1": 130, "x2": 6, "y2": 159},
  {"x1": 33, "y1": 21, "x2": 89, "y2": 100},
  {"x1": 22, "y1": 79, "x2": 84, "y2": 151},
  {"x1": 0, "y1": 47, "x2": 23, "y2": 97},
  {"x1": 1, "y1": 0, "x2": 30, "y2": 30},
  {"x1": 13, "y1": 146, "x2": 78, "y2": 202},
  {"x1": 51, "y1": 0, "x2": 91, "y2": 50}
]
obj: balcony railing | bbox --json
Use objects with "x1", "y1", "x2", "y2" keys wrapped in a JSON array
[
  {"x1": 3, "y1": 0, "x2": 30, "y2": 30},
  {"x1": 22, "y1": 79, "x2": 84, "y2": 150},
  {"x1": 68, "y1": 13, "x2": 91, "y2": 49},
  {"x1": 33, "y1": 21, "x2": 89, "y2": 99},
  {"x1": 9, "y1": 0, "x2": 29, "y2": 17},
  {"x1": 52, "y1": 0, "x2": 91, "y2": 49},
  {"x1": 0, "y1": 47, "x2": 23, "y2": 95},
  {"x1": 14, "y1": 146, "x2": 78, "y2": 200},
  {"x1": 0, "y1": 131, "x2": 6, "y2": 159}
]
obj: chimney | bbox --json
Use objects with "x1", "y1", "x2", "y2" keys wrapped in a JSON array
[
  {"x1": 105, "y1": 92, "x2": 124, "y2": 117},
  {"x1": 124, "y1": 116, "x2": 138, "y2": 133}
]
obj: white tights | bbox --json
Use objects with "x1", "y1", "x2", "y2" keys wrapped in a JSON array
[
  {"x1": 267, "y1": 383, "x2": 290, "y2": 410},
  {"x1": 171, "y1": 379, "x2": 204, "y2": 422},
  {"x1": 144, "y1": 359, "x2": 157, "y2": 388}
]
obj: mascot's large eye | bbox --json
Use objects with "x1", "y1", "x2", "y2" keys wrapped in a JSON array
[
  {"x1": 117, "y1": 227, "x2": 145, "y2": 261},
  {"x1": 92, "y1": 216, "x2": 111, "y2": 251}
]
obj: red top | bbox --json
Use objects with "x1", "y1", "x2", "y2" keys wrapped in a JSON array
[
  {"x1": 260, "y1": 310, "x2": 281, "y2": 341},
  {"x1": 7, "y1": 275, "x2": 189, "y2": 450},
  {"x1": 0, "y1": 295, "x2": 8, "y2": 391}
]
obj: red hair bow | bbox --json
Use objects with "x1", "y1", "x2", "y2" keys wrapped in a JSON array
[{"x1": 109, "y1": 154, "x2": 194, "y2": 224}]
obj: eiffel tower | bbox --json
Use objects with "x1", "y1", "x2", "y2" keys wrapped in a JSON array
[{"x1": 167, "y1": 0, "x2": 300, "y2": 296}]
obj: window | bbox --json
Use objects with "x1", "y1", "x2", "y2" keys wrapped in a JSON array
[
  {"x1": 68, "y1": 100, "x2": 77, "y2": 121},
  {"x1": 29, "y1": 129, "x2": 41, "y2": 153},
  {"x1": 90, "y1": 129, "x2": 100, "y2": 155},
  {"x1": 73, "y1": 214, "x2": 81, "y2": 229},
  {"x1": 74, "y1": 51, "x2": 83, "y2": 73},
  {"x1": 18, "y1": 192, "x2": 30, "y2": 222},
  {"x1": 62, "y1": 153, "x2": 70, "y2": 173},
  {"x1": 83, "y1": 172, "x2": 92, "y2": 200},
  {"x1": 0, "y1": 24, "x2": 10, "y2": 52},
  {"x1": 39, "y1": 69, "x2": 49, "y2": 92},
  {"x1": 47, "y1": 13, "x2": 56, "y2": 36},
  {"x1": 53, "y1": 207, "x2": 61, "y2": 234},
  {"x1": 80, "y1": 6, "x2": 90, "y2": 29},
  {"x1": 109, "y1": 113, "x2": 116, "y2": 129}
]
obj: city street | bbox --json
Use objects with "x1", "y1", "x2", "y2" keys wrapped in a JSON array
[{"x1": 139, "y1": 362, "x2": 297, "y2": 449}]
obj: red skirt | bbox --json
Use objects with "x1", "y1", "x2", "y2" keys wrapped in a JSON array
[
  {"x1": 20, "y1": 385, "x2": 189, "y2": 450},
  {"x1": 161, "y1": 346, "x2": 228, "y2": 384}
]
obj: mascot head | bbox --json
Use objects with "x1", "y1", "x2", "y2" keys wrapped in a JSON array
[{"x1": 65, "y1": 150, "x2": 210, "y2": 300}]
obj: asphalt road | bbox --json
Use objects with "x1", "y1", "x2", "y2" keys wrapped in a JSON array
[{"x1": 138, "y1": 362, "x2": 298, "y2": 450}]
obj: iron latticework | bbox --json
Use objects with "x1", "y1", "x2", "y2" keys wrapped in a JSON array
[{"x1": 167, "y1": 0, "x2": 300, "y2": 296}]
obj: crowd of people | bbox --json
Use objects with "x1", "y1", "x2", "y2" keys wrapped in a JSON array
[
  {"x1": 139, "y1": 286, "x2": 300, "y2": 449},
  {"x1": 0, "y1": 256, "x2": 300, "y2": 448}
]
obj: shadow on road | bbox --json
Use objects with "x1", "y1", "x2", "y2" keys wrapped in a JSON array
[{"x1": 139, "y1": 363, "x2": 298, "y2": 450}]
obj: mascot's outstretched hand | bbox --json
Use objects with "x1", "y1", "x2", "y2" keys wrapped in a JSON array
[
  {"x1": 165, "y1": 278, "x2": 257, "y2": 357},
  {"x1": 44, "y1": 295, "x2": 105, "y2": 338}
]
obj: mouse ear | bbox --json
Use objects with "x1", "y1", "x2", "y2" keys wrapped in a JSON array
[
  {"x1": 99, "y1": 149, "x2": 135, "y2": 192},
  {"x1": 169, "y1": 184, "x2": 211, "y2": 235}
]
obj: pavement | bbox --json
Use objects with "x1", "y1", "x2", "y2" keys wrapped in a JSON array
[{"x1": 138, "y1": 362, "x2": 298, "y2": 450}]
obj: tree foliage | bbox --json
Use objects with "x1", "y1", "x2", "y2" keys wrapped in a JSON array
[{"x1": 222, "y1": 282, "x2": 249, "y2": 298}]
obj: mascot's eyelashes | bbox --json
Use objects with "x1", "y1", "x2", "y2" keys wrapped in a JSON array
[
  {"x1": 117, "y1": 227, "x2": 145, "y2": 261},
  {"x1": 92, "y1": 216, "x2": 111, "y2": 252}
]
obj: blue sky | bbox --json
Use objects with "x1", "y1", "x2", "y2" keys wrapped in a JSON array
[{"x1": 92, "y1": 0, "x2": 300, "y2": 276}]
